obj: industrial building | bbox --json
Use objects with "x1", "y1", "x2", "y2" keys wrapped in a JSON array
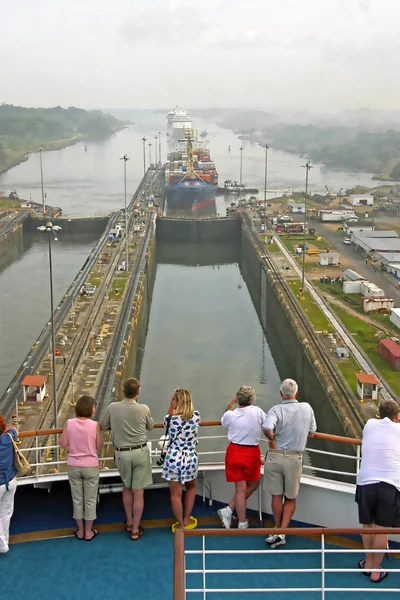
[
  {"x1": 288, "y1": 201, "x2": 305, "y2": 214},
  {"x1": 390, "y1": 308, "x2": 400, "y2": 330},
  {"x1": 372, "y1": 251, "x2": 400, "y2": 269},
  {"x1": 352, "y1": 236, "x2": 400, "y2": 255},
  {"x1": 318, "y1": 210, "x2": 357, "y2": 222},
  {"x1": 348, "y1": 194, "x2": 374, "y2": 207},
  {"x1": 343, "y1": 269, "x2": 365, "y2": 294}
]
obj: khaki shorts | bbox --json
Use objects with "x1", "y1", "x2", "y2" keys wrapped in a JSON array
[
  {"x1": 115, "y1": 446, "x2": 152, "y2": 490},
  {"x1": 264, "y1": 450, "x2": 303, "y2": 499}
]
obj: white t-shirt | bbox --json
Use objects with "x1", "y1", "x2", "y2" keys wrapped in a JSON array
[
  {"x1": 221, "y1": 405, "x2": 268, "y2": 446},
  {"x1": 357, "y1": 417, "x2": 400, "y2": 491}
]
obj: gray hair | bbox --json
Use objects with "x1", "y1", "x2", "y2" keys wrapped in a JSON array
[
  {"x1": 379, "y1": 399, "x2": 399, "y2": 420},
  {"x1": 280, "y1": 379, "x2": 298, "y2": 399},
  {"x1": 236, "y1": 386, "x2": 256, "y2": 407}
]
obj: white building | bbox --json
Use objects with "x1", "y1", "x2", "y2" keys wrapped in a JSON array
[
  {"x1": 343, "y1": 269, "x2": 365, "y2": 294},
  {"x1": 318, "y1": 252, "x2": 340, "y2": 266},
  {"x1": 374, "y1": 251, "x2": 400, "y2": 268},
  {"x1": 352, "y1": 236, "x2": 400, "y2": 254},
  {"x1": 288, "y1": 201, "x2": 305, "y2": 213},
  {"x1": 319, "y1": 210, "x2": 357, "y2": 222},
  {"x1": 360, "y1": 281, "x2": 384, "y2": 297},
  {"x1": 390, "y1": 308, "x2": 400, "y2": 330},
  {"x1": 362, "y1": 296, "x2": 394, "y2": 313},
  {"x1": 349, "y1": 194, "x2": 374, "y2": 207}
]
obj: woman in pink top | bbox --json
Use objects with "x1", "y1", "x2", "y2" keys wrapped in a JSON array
[{"x1": 59, "y1": 395, "x2": 103, "y2": 541}]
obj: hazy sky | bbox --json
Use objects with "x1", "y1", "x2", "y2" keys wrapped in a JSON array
[{"x1": 1, "y1": 0, "x2": 399, "y2": 111}]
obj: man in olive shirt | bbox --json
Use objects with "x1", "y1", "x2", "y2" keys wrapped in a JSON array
[{"x1": 101, "y1": 377, "x2": 154, "y2": 540}]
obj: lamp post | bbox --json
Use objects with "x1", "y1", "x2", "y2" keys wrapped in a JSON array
[
  {"x1": 120, "y1": 154, "x2": 130, "y2": 270},
  {"x1": 37, "y1": 221, "x2": 61, "y2": 428},
  {"x1": 239, "y1": 146, "x2": 244, "y2": 186},
  {"x1": 154, "y1": 136, "x2": 158, "y2": 165},
  {"x1": 158, "y1": 131, "x2": 161, "y2": 164},
  {"x1": 148, "y1": 143, "x2": 152, "y2": 166},
  {"x1": 141, "y1": 137, "x2": 147, "y2": 174},
  {"x1": 301, "y1": 161, "x2": 312, "y2": 295},
  {"x1": 39, "y1": 147, "x2": 45, "y2": 215},
  {"x1": 264, "y1": 144, "x2": 269, "y2": 232}
]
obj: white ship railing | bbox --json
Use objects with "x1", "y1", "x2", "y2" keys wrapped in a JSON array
[
  {"x1": 15, "y1": 423, "x2": 361, "y2": 487},
  {"x1": 174, "y1": 528, "x2": 400, "y2": 599}
]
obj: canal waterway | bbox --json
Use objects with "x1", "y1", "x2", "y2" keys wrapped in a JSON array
[
  {"x1": 0, "y1": 109, "x2": 375, "y2": 401},
  {"x1": 0, "y1": 233, "x2": 99, "y2": 396}
]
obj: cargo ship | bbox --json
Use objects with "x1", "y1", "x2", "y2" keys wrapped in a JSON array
[{"x1": 165, "y1": 130, "x2": 218, "y2": 211}]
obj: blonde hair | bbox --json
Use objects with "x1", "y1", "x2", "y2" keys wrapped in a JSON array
[{"x1": 175, "y1": 389, "x2": 194, "y2": 421}]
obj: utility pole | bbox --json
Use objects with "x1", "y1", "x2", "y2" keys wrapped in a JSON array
[
  {"x1": 154, "y1": 136, "x2": 158, "y2": 164},
  {"x1": 39, "y1": 147, "x2": 45, "y2": 215},
  {"x1": 37, "y1": 221, "x2": 62, "y2": 428},
  {"x1": 301, "y1": 161, "x2": 312, "y2": 295},
  {"x1": 120, "y1": 154, "x2": 130, "y2": 270},
  {"x1": 148, "y1": 143, "x2": 152, "y2": 166},
  {"x1": 158, "y1": 131, "x2": 161, "y2": 164},
  {"x1": 264, "y1": 144, "x2": 269, "y2": 232},
  {"x1": 141, "y1": 137, "x2": 147, "y2": 174},
  {"x1": 239, "y1": 146, "x2": 244, "y2": 186}
]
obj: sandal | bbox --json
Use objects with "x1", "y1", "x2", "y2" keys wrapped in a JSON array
[
  {"x1": 124, "y1": 521, "x2": 133, "y2": 533},
  {"x1": 172, "y1": 516, "x2": 198, "y2": 534},
  {"x1": 371, "y1": 570, "x2": 388, "y2": 583},
  {"x1": 358, "y1": 559, "x2": 371, "y2": 576},
  {"x1": 85, "y1": 529, "x2": 98, "y2": 542},
  {"x1": 73, "y1": 528, "x2": 84, "y2": 540},
  {"x1": 131, "y1": 526, "x2": 144, "y2": 541}
]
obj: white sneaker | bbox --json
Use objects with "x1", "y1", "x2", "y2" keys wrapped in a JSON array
[
  {"x1": 218, "y1": 507, "x2": 232, "y2": 529},
  {"x1": 238, "y1": 521, "x2": 249, "y2": 529},
  {"x1": 266, "y1": 534, "x2": 286, "y2": 547},
  {"x1": 0, "y1": 546, "x2": 9, "y2": 554}
]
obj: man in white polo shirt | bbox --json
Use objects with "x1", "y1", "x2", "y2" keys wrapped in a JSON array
[
  {"x1": 356, "y1": 399, "x2": 400, "y2": 584},
  {"x1": 263, "y1": 378, "x2": 317, "y2": 547}
]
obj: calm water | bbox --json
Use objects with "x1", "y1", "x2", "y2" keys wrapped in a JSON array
[
  {"x1": 0, "y1": 110, "x2": 375, "y2": 217},
  {"x1": 0, "y1": 109, "x2": 375, "y2": 396},
  {"x1": 137, "y1": 259, "x2": 281, "y2": 422},
  {"x1": 0, "y1": 233, "x2": 98, "y2": 395}
]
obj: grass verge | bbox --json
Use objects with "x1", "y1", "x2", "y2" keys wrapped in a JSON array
[{"x1": 288, "y1": 280, "x2": 335, "y2": 332}]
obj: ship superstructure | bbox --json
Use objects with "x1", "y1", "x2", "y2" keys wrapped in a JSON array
[{"x1": 166, "y1": 106, "x2": 193, "y2": 141}]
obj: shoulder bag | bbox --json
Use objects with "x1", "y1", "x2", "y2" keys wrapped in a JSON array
[{"x1": 7, "y1": 433, "x2": 31, "y2": 477}]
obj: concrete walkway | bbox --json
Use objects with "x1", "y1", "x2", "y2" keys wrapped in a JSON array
[{"x1": 271, "y1": 233, "x2": 394, "y2": 403}]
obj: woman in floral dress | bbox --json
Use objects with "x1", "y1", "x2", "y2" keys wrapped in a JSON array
[{"x1": 162, "y1": 389, "x2": 201, "y2": 532}]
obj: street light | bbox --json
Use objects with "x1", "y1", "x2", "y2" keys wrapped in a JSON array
[
  {"x1": 154, "y1": 136, "x2": 158, "y2": 164},
  {"x1": 158, "y1": 131, "x2": 161, "y2": 164},
  {"x1": 120, "y1": 154, "x2": 130, "y2": 270},
  {"x1": 39, "y1": 147, "x2": 45, "y2": 215},
  {"x1": 141, "y1": 137, "x2": 147, "y2": 174},
  {"x1": 37, "y1": 221, "x2": 62, "y2": 428},
  {"x1": 264, "y1": 144, "x2": 269, "y2": 232},
  {"x1": 148, "y1": 142, "x2": 152, "y2": 166},
  {"x1": 239, "y1": 146, "x2": 244, "y2": 186},
  {"x1": 301, "y1": 161, "x2": 312, "y2": 294}
]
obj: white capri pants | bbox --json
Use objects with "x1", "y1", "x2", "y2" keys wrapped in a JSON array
[{"x1": 0, "y1": 477, "x2": 17, "y2": 552}]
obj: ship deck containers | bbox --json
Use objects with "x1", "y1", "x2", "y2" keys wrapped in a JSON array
[{"x1": 378, "y1": 338, "x2": 400, "y2": 371}]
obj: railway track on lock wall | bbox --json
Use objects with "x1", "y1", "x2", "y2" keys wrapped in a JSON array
[{"x1": 241, "y1": 212, "x2": 365, "y2": 437}]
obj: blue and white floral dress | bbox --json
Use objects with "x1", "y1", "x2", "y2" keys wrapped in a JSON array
[{"x1": 162, "y1": 411, "x2": 201, "y2": 483}]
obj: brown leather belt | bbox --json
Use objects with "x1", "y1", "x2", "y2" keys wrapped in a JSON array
[
  {"x1": 269, "y1": 448, "x2": 302, "y2": 456},
  {"x1": 115, "y1": 443, "x2": 147, "y2": 452}
]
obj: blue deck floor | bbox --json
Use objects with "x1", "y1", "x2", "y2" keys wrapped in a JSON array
[{"x1": 3, "y1": 526, "x2": 399, "y2": 600}]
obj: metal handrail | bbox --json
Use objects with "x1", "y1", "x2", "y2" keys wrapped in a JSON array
[
  {"x1": 15, "y1": 424, "x2": 362, "y2": 445},
  {"x1": 174, "y1": 527, "x2": 400, "y2": 599}
]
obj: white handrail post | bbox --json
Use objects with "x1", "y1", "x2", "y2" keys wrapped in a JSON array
[
  {"x1": 202, "y1": 534, "x2": 206, "y2": 600},
  {"x1": 321, "y1": 532, "x2": 325, "y2": 600},
  {"x1": 356, "y1": 445, "x2": 361, "y2": 476},
  {"x1": 35, "y1": 434, "x2": 39, "y2": 477},
  {"x1": 258, "y1": 480, "x2": 263, "y2": 526}
]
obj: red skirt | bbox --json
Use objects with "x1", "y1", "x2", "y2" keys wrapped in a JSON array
[{"x1": 225, "y1": 442, "x2": 261, "y2": 482}]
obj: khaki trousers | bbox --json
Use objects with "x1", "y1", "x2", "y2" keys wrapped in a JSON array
[{"x1": 67, "y1": 466, "x2": 99, "y2": 521}]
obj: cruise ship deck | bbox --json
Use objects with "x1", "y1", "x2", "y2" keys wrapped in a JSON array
[{"x1": 4, "y1": 427, "x2": 400, "y2": 599}]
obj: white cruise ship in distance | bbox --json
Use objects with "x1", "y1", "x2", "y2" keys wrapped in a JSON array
[{"x1": 166, "y1": 106, "x2": 193, "y2": 141}]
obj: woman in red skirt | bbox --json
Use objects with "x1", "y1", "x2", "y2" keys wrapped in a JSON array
[{"x1": 218, "y1": 386, "x2": 267, "y2": 529}]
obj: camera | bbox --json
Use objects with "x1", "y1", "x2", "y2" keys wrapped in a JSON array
[{"x1": 156, "y1": 453, "x2": 166, "y2": 467}]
